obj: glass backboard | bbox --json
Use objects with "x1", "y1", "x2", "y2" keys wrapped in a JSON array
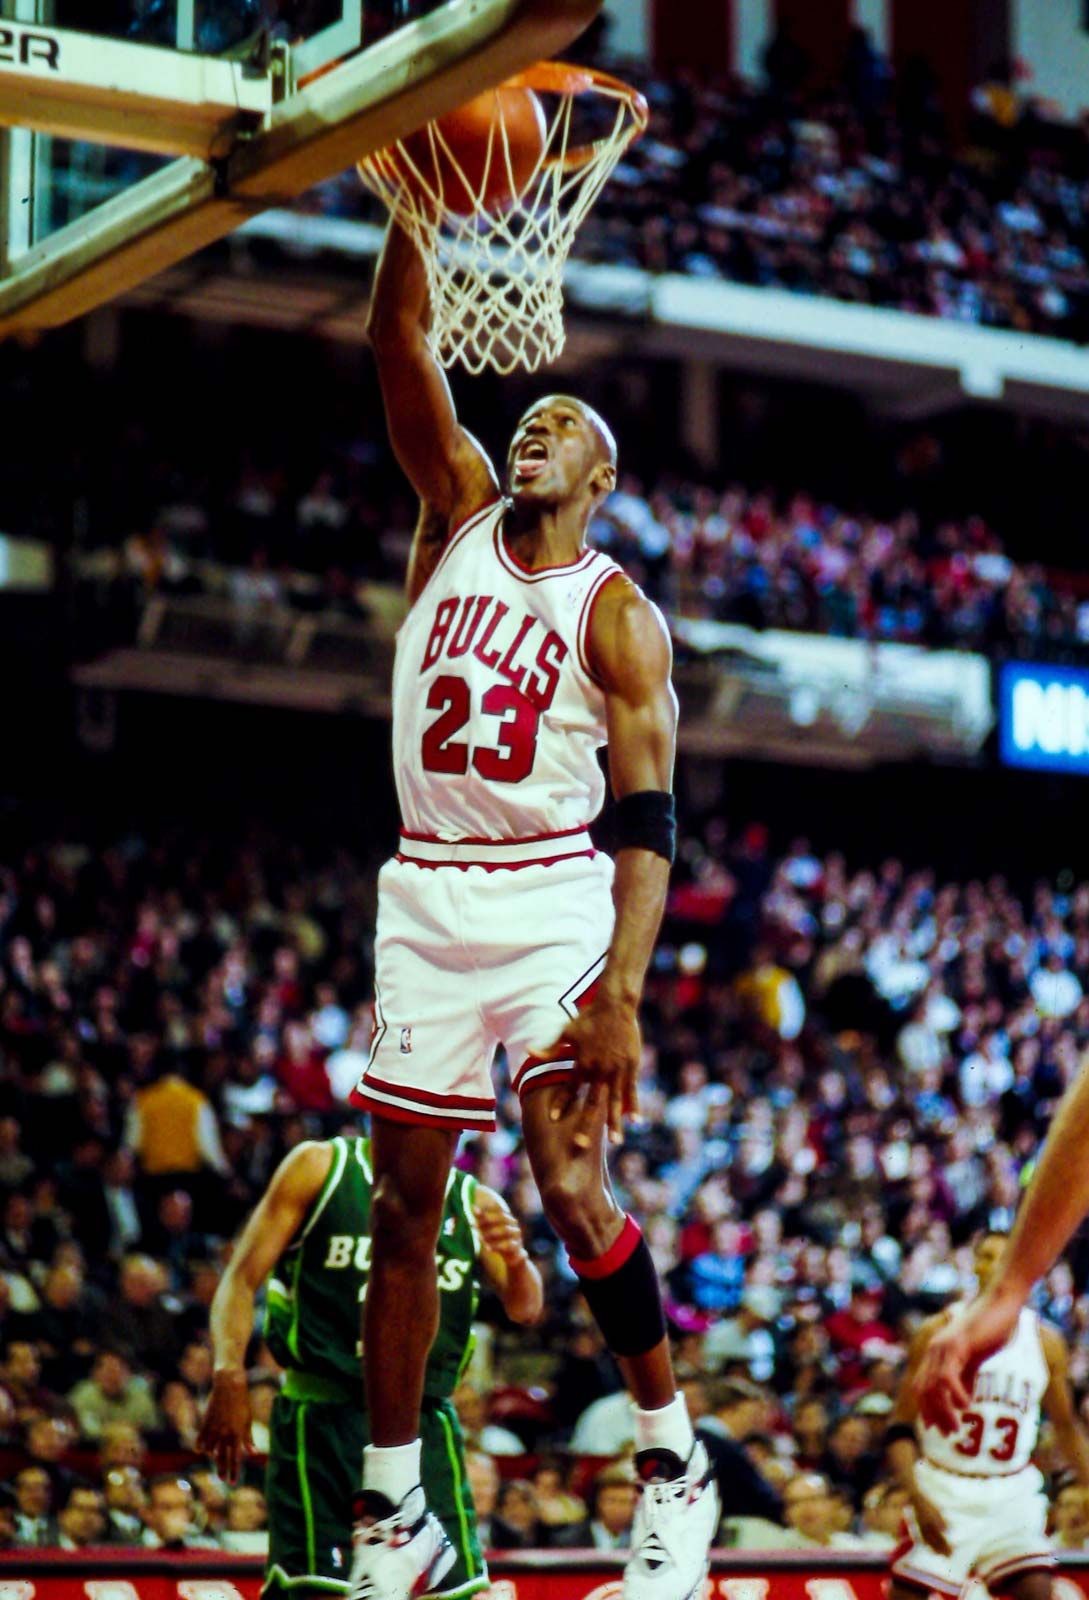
[
  {"x1": 2, "y1": 0, "x2": 372, "y2": 252},
  {"x1": 0, "y1": 0, "x2": 602, "y2": 333}
]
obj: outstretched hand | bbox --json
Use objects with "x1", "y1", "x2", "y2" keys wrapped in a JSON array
[
  {"x1": 197, "y1": 1370, "x2": 254, "y2": 1484},
  {"x1": 915, "y1": 1290, "x2": 1021, "y2": 1433},
  {"x1": 531, "y1": 994, "x2": 641, "y2": 1149}
]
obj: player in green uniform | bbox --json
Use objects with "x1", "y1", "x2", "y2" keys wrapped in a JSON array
[{"x1": 199, "y1": 1136, "x2": 542, "y2": 1599}]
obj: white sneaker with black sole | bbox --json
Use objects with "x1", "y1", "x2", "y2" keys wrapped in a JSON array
[
  {"x1": 349, "y1": 1486, "x2": 456, "y2": 1600},
  {"x1": 623, "y1": 1441, "x2": 719, "y2": 1600}
]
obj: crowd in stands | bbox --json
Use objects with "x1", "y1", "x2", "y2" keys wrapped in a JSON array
[
  {"x1": 83, "y1": 455, "x2": 1089, "y2": 660},
  {"x1": 571, "y1": 35, "x2": 1089, "y2": 343},
  {"x1": 305, "y1": 17, "x2": 1089, "y2": 343},
  {"x1": 3, "y1": 816, "x2": 1089, "y2": 1550}
]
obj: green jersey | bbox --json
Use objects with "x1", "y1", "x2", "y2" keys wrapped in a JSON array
[{"x1": 265, "y1": 1137, "x2": 480, "y2": 1401}]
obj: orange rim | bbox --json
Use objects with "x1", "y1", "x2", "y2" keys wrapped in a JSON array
[
  {"x1": 506, "y1": 60, "x2": 648, "y2": 175},
  {"x1": 358, "y1": 59, "x2": 648, "y2": 186}
]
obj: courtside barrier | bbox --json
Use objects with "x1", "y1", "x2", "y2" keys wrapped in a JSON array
[{"x1": 4, "y1": 1550, "x2": 1089, "y2": 1600}]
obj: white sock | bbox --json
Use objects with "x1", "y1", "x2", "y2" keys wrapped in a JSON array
[
  {"x1": 363, "y1": 1440, "x2": 422, "y2": 1504},
  {"x1": 633, "y1": 1393, "x2": 694, "y2": 1459}
]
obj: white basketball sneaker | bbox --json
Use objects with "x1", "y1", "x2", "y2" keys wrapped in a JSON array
[
  {"x1": 623, "y1": 1441, "x2": 719, "y2": 1600},
  {"x1": 349, "y1": 1486, "x2": 455, "y2": 1600}
]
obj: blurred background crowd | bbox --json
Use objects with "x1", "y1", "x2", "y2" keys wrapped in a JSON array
[{"x1": 2, "y1": 811, "x2": 1089, "y2": 1552}]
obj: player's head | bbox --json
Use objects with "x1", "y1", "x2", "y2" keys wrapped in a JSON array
[
  {"x1": 973, "y1": 1228, "x2": 1011, "y2": 1291},
  {"x1": 506, "y1": 395, "x2": 617, "y2": 511}
]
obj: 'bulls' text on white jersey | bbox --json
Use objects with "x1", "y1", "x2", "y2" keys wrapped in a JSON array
[
  {"x1": 920, "y1": 1307, "x2": 1049, "y2": 1476},
  {"x1": 391, "y1": 500, "x2": 624, "y2": 842}
]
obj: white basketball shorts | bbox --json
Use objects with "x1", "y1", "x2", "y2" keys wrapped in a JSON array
[
  {"x1": 891, "y1": 1459, "x2": 1054, "y2": 1595},
  {"x1": 352, "y1": 833, "x2": 615, "y2": 1131}
]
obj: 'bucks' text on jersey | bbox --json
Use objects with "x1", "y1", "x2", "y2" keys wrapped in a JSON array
[{"x1": 264, "y1": 1137, "x2": 480, "y2": 1399}]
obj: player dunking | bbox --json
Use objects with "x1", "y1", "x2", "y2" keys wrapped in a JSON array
[
  {"x1": 347, "y1": 220, "x2": 718, "y2": 1600},
  {"x1": 886, "y1": 1231, "x2": 1089, "y2": 1600}
]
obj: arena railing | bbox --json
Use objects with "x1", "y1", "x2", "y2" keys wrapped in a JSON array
[{"x1": 4, "y1": 1547, "x2": 1089, "y2": 1600}]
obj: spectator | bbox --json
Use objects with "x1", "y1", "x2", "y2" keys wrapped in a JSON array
[
  {"x1": 488, "y1": 1480, "x2": 542, "y2": 1551},
  {"x1": 23, "y1": 1414, "x2": 79, "y2": 1498},
  {"x1": 100, "y1": 1257, "x2": 180, "y2": 1377},
  {"x1": 142, "y1": 1474, "x2": 218, "y2": 1550},
  {"x1": 1052, "y1": 1482, "x2": 1089, "y2": 1551},
  {"x1": 585, "y1": 1465, "x2": 638, "y2": 1551},
  {"x1": 13, "y1": 1465, "x2": 56, "y2": 1548},
  {"x1": 0, "y1": 1339, "x2": 55, "y2": 1425},
  {"x1": 697, "y1": 1378, "x2": 784, "y2": 1525},
  {"x1": 824, "y1": 1288, "x2": 898, "y2": 1390},
  {"x1": 220, "y1": 1485, "x2": 269, "y2": 1554},
  {"x1": 860, "y1": 1481, "x2": 911, "y2": 1548},
  {"x1": 703, "y1": 1286, "x2": 780, "y2": 1381},
  {"x1": 102, "y1": 1465, "x2": 146, "y2": 1546},
  {"x1": 530, "y1": 1460, "x2": 587, "y2": 1533},
  {"x1": 820, "y1": 1413, "x2": 879, "y2": 1510},
  {"x1": 153, "y1": 1378, "x2": 201, "y2": 1451},
  {"x1": 125, "y1": 1065, "x2": 229, "y2": 1191},
  {"x1": 452, "y1": 1382, "x2": 526, "y2": 1457},
  {"x1": 782, "y1": 1472, "x2": 851, "y2": 1549},
  {"x1": 189, "y1": 1466, "x2": 230, "y2": 1540},
  {"x1": 56, "y1": 1485, "x2": 107, "y2": 1551},
  {"x1": 465, "y1": 1452, "x2": 500, "y2": 1548},
  {"x1": 18, "y1": 1263, "x2": 99, "y2": 1393},
  {"x1": 0, "y1": 1486, "x2": 16, "y2": 1551},
  {"x1": 98, "y1": 1421, "x2": 148, "y2": 1473},
  {"x1": 68, "y1": 1349, "x2": 159, "y2": 1441}
]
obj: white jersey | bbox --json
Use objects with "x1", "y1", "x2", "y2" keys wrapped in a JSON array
[
  {"x1": 391, "y1": 499, "x2": 624, "y2": 844},
  {"x1": 920, "y1": 1307, "x2": 1049, "y2": 1477}
]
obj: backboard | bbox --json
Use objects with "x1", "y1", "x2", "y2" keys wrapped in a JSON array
[{"x1": 0, "y1": 0, "x2": 602, "y2": 334}]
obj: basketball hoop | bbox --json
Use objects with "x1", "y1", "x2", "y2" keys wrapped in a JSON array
[{"x1": 357, "y1": 62, "x2": 648, "y2": 376}]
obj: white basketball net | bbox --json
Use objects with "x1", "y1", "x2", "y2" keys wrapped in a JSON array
[{"x1": 358, "y1": 65, "x2": 648, "y2": 376}]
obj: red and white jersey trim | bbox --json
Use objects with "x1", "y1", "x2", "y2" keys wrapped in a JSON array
[{"x1": 397, "y1": 828, "x2": 594, "y2": 867}]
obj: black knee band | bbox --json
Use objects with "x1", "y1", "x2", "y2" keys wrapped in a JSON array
[{"x1": 570, "y1": 1216, "x2": 667, "y2": 1358}]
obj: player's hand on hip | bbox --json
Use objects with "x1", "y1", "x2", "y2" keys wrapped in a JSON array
[
  {"x1": 910, "y1": 1488, "x2": 951, "y2": 1556},
  {"x1": 915, "y1": 1288, "x2": 1019, "y2": 1434},
  {"x1": 197, "y1": 1370, "x2": 254, "y2": 1484},
  {"x1": 534, "y1": 995, "x2": 642, "y2": 1147}
]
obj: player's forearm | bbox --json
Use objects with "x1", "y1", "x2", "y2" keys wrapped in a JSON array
[
  {"x1": 886, "y1": 1436, "x2": 920, "y2": 1492},
  {"x1": 1058, "y1": 1422, "x2": 1089, "y2": 1487},
  {"x1": 600, "y1": 848, "x2": 670, "y2": 1007},
  {"x1": 368, "y1": 220, "x2": 429, "y2": 344},
  {"x1": 990, "y1": 1059, "x2": 1089, "y2": 1303},
  {"x1": 501, "y1": 1259, "x2": 545, "y2": 1326},
  {"x1": 209, "y1": 1270, "x2": 258, "y2": 1374}
]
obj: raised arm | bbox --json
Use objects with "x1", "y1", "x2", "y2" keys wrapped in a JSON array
[
  {"x1": 472, "y1": 1184, "x2": 544, "y2": 1326},
  {"x1": 197, "y1": 1140, "x2": 333, "y2": 1480},
  {"x1": 368, "y1": 222, "x2": 497, "y2": 574},
  {"x1": 917, "y1": 1057, "x2": 1089, "y2": 1431},
  {"x1": 540, "y1": 578, "x2": 677, "y2": 1144}
]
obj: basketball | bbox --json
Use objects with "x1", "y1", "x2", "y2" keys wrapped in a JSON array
[{"x1": 399, "y1": 84, "x2": 547, "y2": 216}]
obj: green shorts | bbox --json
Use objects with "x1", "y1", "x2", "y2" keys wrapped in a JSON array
[{"x1": 263, "y1": 1376, "x2": 487, "y2": 1600}]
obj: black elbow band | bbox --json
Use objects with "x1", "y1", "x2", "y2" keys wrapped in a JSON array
[
  {"x1": 613, "y1": 790, "x2": 676, "y2": 864},
  {"x1": 570, "y1": 1217, "x2": 667, "y2": 1358},
  {"x1": 882, "y1": 1423, "x2": 917, "y2": 1451}
]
